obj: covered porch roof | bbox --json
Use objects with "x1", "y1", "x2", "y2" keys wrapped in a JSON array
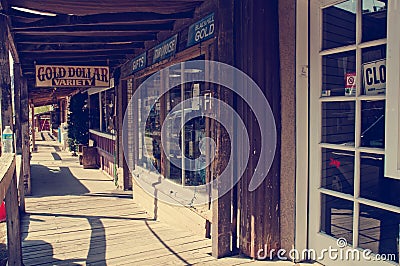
[{"x1": 2, "y1": 0, "x2": 205, "y2": 106}]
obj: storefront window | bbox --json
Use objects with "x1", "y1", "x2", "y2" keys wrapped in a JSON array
[
  {"x1": 362, "y1": 0, "x2": 387, "y2": 42},
  {"x1": 137, "y1": 75, "x2": 162, "y2": 172},
  {"x1": 102, "y1": 89, "x2": 116, "y2": 134},
  {"x1": 321, "y1": 148, "x2": 354, "y2": 195},
  {"x1": 89, "y1": 93, "x2": 100, "y2": 130},
  {"x1": 321, "y1": 194, "x2": 353, "y2": 244},
  {"x1": 322, "y1": 51, "x2": 356, "y2": 97},
  {"x1": 322, "y1": 0, "x2": 356, "y2": 50},
  {"x1": 136, "y1": 58, "x2": 208, "y2": 186},
  {"x1": 313, "y1": 0, "x2": 396, "y2": 262},
  {"x1": 358, "y1": 205, "x2": 399, "y2": 262},
  {"x1": 322, "y1": 102, "x2": 355, "y2": 145},
  {"x1": 361, "y1": 100, "x2": 385, "y2": 148},
  {"x1": 360, "y1": 153, "x2": 400, "y2": 207}
]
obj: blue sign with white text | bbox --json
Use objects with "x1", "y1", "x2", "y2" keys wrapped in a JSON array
[
  {"x1": 152, "y1": 35, "x2": 178, "y2": 64},
  {"x1": 187, "y1": 13, "x2": 215, "y2": 47},
  {"x1": 131, "y1": 52, "x2": 147, "y2": 74}
]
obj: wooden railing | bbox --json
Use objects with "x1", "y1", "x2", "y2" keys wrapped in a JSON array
[
  {"x1": 89, "y1": 129, "x2": 116, "y2": 155},
  {"x1": 89, "y1": 130, "x2": 117, "y2": 177},
  {"x1": 0, "y1": 154, "x2": 24, "y2": 266}
]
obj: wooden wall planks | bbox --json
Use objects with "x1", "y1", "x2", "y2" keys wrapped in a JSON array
[{"x1": 234, "y1": 0, "x2": 282, "y2": 258}]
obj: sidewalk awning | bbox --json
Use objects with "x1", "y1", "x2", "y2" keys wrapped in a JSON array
[{"x1": 4, "y1": 0, "x2": 204, "y2": 105}]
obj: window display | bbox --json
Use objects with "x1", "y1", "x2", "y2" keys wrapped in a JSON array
[{"x1": 136, "y1": 58, "x2": 209, "y2": 186}]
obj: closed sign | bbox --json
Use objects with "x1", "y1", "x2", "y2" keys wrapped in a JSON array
[{"x1": 363, "y1": 59, "x2": 386, "y2": 95}]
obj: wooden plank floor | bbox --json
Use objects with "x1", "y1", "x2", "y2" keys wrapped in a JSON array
[{"x1": 22, "y1": 133, "x2": 308, "y2": 265}]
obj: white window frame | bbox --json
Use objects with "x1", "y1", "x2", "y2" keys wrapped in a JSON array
[
  {"x1": 306, "y1": 0, "x2": 399, "y2": 265},
  {"x1": 385, "y1": 0, "x2": 400, "y2": 179}
]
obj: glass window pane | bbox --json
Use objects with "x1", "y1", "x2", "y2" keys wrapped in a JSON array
[
  {"x1": 322, "y1": 1, "x2": 356, "y2": 50},
  {"x1": 137, "y1": 75, "x2": 162, "y2": 172},
  {"x1": 362, "y1": 45, "x2": 386, "y2": 95},
  {"x1": 164, "y1": 86, "x2": 182, "y2": 184},
  {"x1": 89, "y1": 93, "x2": 100, "y2": 130},
  {"x1": 322, "y1": 51, "x2": 356, "y2": 97},
  {"x1": 361, "y1": 100, "x2": 385, "y2": 148},
  {"x1": 183, "y1": 83, "x2": 207, "y2": 186},
  {"x1": 359, "y1": 204, "x2": 399, "y2": 262},
  {"x1": 360, "y1": 153, "x2": 400, "y2": 207},
  {"x1": 322, "y1": 101, "x2": 355, "y2": 145},
  {"x1": 322, "y1": 149, "x2": 354, "y2": 195},
  {"x1": 321, "y1": 194, "x2": 353, "y2": 244},
  {"x1": 103, "y1": 89, "x2": 115, "y2": 134},
  {"x1": 362, "y1": 0, "x2": 387, "y2": 42}
]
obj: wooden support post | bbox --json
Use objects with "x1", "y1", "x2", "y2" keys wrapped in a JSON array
[
  {"x1": 21, "y1": 79, "x2": 31, "y2": 195},
  {"x1": 234, "y1": 0, "x2": 281, "y2": 258},
  {"x1": 14, "y1": 63, "x2": 22, "y2": 155},
  {"x1": 117, "y1": 80, "x2": 131, "y2": 190},
  {"x1": 211, "y1": 0, "x2": 234, "y2": 258},
  {"x1": 5, "y1": 172, "x2": 22, "y2": 265},
  {"x1": 0, "y1": 15, "x2": 13, "y2": 153},
  {"x1": 31, "y1": 104, "x2": 36, "y2": 152}
]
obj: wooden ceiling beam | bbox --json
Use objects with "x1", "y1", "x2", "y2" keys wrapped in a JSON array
[
  {"x1": 20, "y1": 48, "x2": 138, "y2": 55},
  {"x1": 13, "y1": 22, "x2": 174, "y2": 34},
  {"x1": 10, "y1": 1, "x2": 202, "y2": 16},
  {"x1": 12, "y1": 11, "x2": 193, "y2": 29},
  {"x1": 8, "y1": 8, "x2": 54, "y2": 19},
  {"x1": 21, "y1": 60, "x2": 121, "y2": 69},
  {"x1": 14, "y1": 34, "x2": 156, "y2": 44},
  {"x1": 17, "y1": 42, "x2": 144, "y2": 52},
  {"x1": 21, "y1": 50, "x2": 133, "y2": 59},
  {"x1": 15, "y1": 30, "x2": 160, "y2": 37}
]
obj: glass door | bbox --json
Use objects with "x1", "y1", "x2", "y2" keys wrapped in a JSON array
[{"x1": 309, "y1": 0, "x2": 399, "y2": 265}]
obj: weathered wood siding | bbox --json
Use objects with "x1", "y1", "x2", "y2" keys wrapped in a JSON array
[{"x1": 234, "y1": 0, "x2": 281, "y2": 258}]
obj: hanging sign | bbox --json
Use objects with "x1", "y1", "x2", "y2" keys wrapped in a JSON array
[
  {"x1": 187, "y1": 13, "x2": 215, "y2": 47},
  {"x1": 132, "y1": 52, "x2": 147, "y2": 74},
  {"x1": 152, "y1": 35, "x2": 178, "y2": 64},
  {"x1": 363, "y1": 59, "x2": 386, "y2": 95},
  {"x1": 35, "y1": 65, "x2": 109, "y2": 88}
]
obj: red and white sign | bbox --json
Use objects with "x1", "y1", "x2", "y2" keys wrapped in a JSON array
[{"x1": 345, "y1": 72, "x2": 356, "y2": 96}]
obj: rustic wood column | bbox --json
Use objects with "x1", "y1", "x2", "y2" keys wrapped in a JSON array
[
  {"x1": 118, "y1": 79, "x2": 131, "y2": 190},
  {"x1": 14, "y1": 63, "x2": 22, "y2": 154},
  {"x1": 211, "y1": 0, "x2": 234, "y2": 258},
  {"x1": 21, "y1": 78, "x2": 31, "y2": 195},
  {"x1": 30, "y1": 103, "x2": 36, "y2": 152},
  {"x1": 13, "y1": 64, "x2": 26, "y2": 213},
  {"x1": 0, "y1": 15, "x2": 13, "y2": 151},
  {"x1": 234, "y1": 0, "x2": 281, "y2": 258}
]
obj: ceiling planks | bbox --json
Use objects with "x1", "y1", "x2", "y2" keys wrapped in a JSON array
[
  {"x1": 17, "y1": 42, "x2": 144, "y2": 52},
  {"x1": 13, "y1": 23, "x2": 175, "y2": 34},
  {"x1": 11, "y1": 11, "x2": 193, "y2": 29},
  {"x1": 11, "y1": 0, "x2": 203, "y2": 15},
  {"x1": 14, "y1": 34, "x2": 158, "y2": 44},
  {"x1": 8, "y1": 0, "x2": 204, "y2": 105}
]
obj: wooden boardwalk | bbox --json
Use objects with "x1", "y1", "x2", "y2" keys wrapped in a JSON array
[{"x1": 21, "y1": 134, "x2": 306, "y2": 265}]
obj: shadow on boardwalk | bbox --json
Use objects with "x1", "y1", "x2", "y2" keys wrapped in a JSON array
[{"x1": 22, "y1": 139, "x2": 312, "y2": 265}]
